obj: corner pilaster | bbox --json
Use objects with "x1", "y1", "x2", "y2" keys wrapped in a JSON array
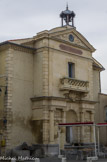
[
  {"x1": 4, "y1": 48, "x2": 14, "y2": 150},
  {"x1": 42, "y1": 50, "x2": 49, "y2": 96}
]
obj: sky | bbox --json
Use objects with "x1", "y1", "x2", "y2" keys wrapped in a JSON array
[{"x1": 0, "y1": 0, "x2": 107, "y2": 93}]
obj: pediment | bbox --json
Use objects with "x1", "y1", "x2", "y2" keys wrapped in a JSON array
[{"x1": 50, "y1": 28, "x2": 95, "y2": 52}]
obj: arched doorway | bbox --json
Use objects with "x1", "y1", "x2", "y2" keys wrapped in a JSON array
[{"x1": 66, "y1": 110, "x2": 78, "y2": 144}]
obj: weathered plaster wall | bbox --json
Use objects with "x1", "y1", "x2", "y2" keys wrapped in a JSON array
[
  {"x1": 0, "y1": 50, "x2": 7, "y2": 129},
  {"x1": 99, "y1": 94, "x2": 107, "y2": 145},
  {"x1": 93, "y1": 70, "x2": 100, "y2": 101},
  {"x1": 0, "y1": 50, "x2": 6, "y2": 75},
  {"x1": 93, "y1": 69, "x2": 100, "y2": 123},
  {"x1": 31, "y1": 29, "x2": 96, "y2": 145},
  {"x1": 34, "y1": 51, "x2": 43, "y2": 96},
  {"x1": 8, "y1": 49, "x2": 35, "y2": 148},
  {"x1": 49, "y1": 47, "x2": 93, "y2": 100}
]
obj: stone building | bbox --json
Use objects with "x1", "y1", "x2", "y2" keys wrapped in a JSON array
[
  {"x1": 0, "y1": 6, "x2": 104, "y2": 154},
  {"x1": 96, "y1": 93, "x2": 107, "y2": 146}
]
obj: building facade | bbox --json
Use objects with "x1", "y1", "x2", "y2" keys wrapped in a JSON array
[
  {"x1": 0, "y1": 7, "x2": 104, "y2": 154},
  {"x1": 97, "y1": 93, "x2": 107, "y2": 146}
]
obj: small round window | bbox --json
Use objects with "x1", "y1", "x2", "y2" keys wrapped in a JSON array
[{"x1": 69, "y1": 34, "x2": 74, "y2": 42}]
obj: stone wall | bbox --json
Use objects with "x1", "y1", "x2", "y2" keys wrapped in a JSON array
[
  {"x1": 0, "y1": 50, "x2": 7, "y2": 120},
  {"x1": 0, "y1": 26, "x2": 102, "y2": 153},
  {"x1": 5, "y1": 47, "x2": 35, "y2": 149},
  {"x1": 99, "y1": 93, "x2": 107, "y2": 145}
]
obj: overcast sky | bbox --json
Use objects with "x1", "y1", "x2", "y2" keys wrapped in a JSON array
[{"x1": 0, "y1": 0, "x2": 107, "y2": 93}]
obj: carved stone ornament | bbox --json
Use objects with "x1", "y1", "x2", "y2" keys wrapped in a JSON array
[{"x1": 64, "y1": 91, "x2": 88, "y2": 101}]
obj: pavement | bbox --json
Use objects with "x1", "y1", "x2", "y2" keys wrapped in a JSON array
[
  {"x1": 40, "y1": 157, "x2": 107, "y2": 162},
  {"x1": 1, "y1": 156, "x2": 107, "y2": 162},
  {"x1": 39, "y1": 156, "x2": 107, "y2": 162},
  {"x1": 24, "y1": 157, "x2": 107, "y2": 162}
]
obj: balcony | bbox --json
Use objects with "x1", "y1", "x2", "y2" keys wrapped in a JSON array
[{"x1": 60, "y1": 77, "x2": 89, "y2": 94}]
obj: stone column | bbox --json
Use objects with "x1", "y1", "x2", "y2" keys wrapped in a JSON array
[
  {"x1": 49, "y1": 110, "x2": 54, "y2": 144},
  {"x1": 90, "y1": 111, "x2": 94, "y2": 143},
  {"x1": 80, "y1": 111, "x2": 85, "y2": 143}
]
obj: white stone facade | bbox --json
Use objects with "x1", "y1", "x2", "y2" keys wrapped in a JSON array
[{"x1": 0, "y1": 26, "x2": 104, "y2": 153}]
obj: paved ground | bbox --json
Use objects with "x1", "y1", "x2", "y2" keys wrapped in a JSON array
[
  {"x1": 2, "y1": 157, "x2": 107, "y2": 162},
  {"x1": 40, "y1": 157, "x2": 107, "y2": 162},
  {"x1": 23, "y1": 157, "x2": 107, "y2": 162},
  {"x1": 20, "y1": 158, "x2": 107, "y2": 162}
]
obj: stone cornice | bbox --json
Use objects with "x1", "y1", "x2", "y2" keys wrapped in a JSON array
[
  {"x1": 0, "y1": 41, "x2": 36, "y2": 53},
  {"x1": 34, "y1": 35, "x2": 92, "y2": 52},
  {"x1": 49, "y1": 27, "x2": 96, "y2": 52},
  {"x1": 36, "y1": 46, "x2": 93, "y2": 62},
  {"x1": 31, "y1": 96, "x2": 97, "y2": 104},
  {"x1": 99, "y1": 93, "x2": 107, "y2": 96},
  {"x1": 31, "y1": 96, "x2": 66, "y2": 102},
  {"x1": 78, "y1": 100, "x2": 98, "y2": 104},
  {"x1": 50, "y1": 37, "x2": 91, "y2": 52},
  {"x1": 93, "y1": 63, "x2": 105, "y2": 71}
]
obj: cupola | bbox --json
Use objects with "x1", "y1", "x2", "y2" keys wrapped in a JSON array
[{"x1": 60, "y1": 4, "x2": 76, "y2": 27}]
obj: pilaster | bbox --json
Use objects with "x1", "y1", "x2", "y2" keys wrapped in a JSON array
[
  {"x1": 4, "y1": 48, "x2": 14, "y2": 150},
  {"x1": 90, "y1": 111, "x2": 95, "y2": 142},
  {"x1": 61, "y1": 110, "x2": 66, "y2": 148},
  {"x1": 43, "y1": 109, "x2": 49, "y2": 144},
  {"x1": 42, "y1": 50, "x2": 49, "y2": 96},
  {"x1": 49, "y1": 109, "x2": 54, "y2": 144},
  {"x1": 88, "y1": 62, "x2": 94, "y2": 100},
  {"x1": 80, "y1": 111, "x2": 85, "y2": 143}
]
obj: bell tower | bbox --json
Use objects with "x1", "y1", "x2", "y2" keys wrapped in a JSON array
[{"x1": 60, "y1": 4, "x2": 76, "y2": 27}]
